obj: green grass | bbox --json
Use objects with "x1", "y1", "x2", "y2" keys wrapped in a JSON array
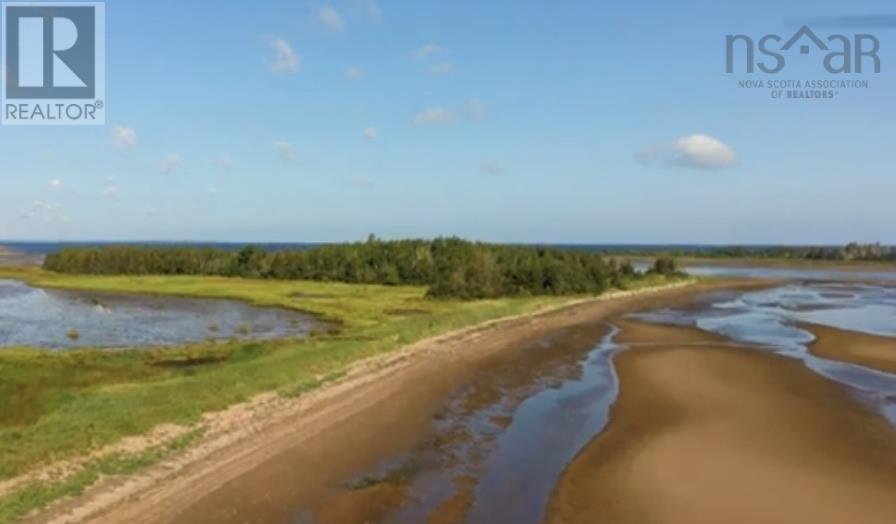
[{"x1": 0, "y1": 429, "x2": 203, "y2": 524}]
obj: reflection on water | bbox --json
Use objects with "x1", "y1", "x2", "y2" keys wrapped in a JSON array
[
  {"x1": 0, "y1": 279, "x2": 319, "y2": 349},
  {"x1": 631, "y1": 281, "x2": 896, "y2": 423},
  {"x1": 380, "y1": 326, "x2": 622, "y2": 524},
  {"x1": 467, "y1": 326, "x2": 620, "y2": 523}
]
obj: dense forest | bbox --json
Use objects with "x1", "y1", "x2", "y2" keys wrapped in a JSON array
[
  {"x1": 42, "y1": 238, "x2": 684, "y2": 299},
  {"x1": 602, "y1": 242, "x2": 895, "y2": 262}
]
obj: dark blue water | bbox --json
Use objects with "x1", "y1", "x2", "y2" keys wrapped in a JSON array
[
  {"x1": 5, "y1": 241, "x2": 888, "y2": 257},
  {"x1": 0, "y1": 241, "x2": 323, "y2": 255}
]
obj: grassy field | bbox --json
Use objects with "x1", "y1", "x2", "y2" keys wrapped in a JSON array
[{"x1": 0, "y1": 266, "x2": 680, "y2": 521}]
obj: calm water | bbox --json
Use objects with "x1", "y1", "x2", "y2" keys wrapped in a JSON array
[
  {"x1": 684, "y1": 264, "x2": 896, "y2": 282},
  {"x1": 0, "y1": 279, "x2": 320, "y2": 349},
  {"x1": 0, "y1": 241, "x2": 795, "y2": 255},
  {"x1": 462, "y1": 326, "x2": 622, "y2": 524},
  {"x1": 372, "y1": 326, "x2": 623, "y2": 524}
]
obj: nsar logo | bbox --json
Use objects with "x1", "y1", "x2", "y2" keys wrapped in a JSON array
[{"x1": 726, "y1": 25, "x2": 880, "y2": 74}]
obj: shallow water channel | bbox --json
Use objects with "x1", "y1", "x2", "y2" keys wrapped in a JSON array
[
  {"x1": 0, "y1": 279, "x2": 320, "y2": 349},
  {"x1": 311, "y1": 278, "x2": 896, "y2": 523}
]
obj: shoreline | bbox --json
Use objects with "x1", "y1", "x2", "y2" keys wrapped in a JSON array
[
  {"x1": 628, "y1": 256, "x2": 896, "y2": 272},
  {"x1": 547, "y1": 319, "x2": 896, "y2": 524},
  {"x1": 20, "y1": 279, "x2": 770, "y2": 524}
]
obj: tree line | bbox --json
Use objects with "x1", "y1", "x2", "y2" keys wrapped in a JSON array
[
  {"x1": 603, "y1": 242, "x2": 895, "y2": 262},
  {"x1": 42, "y1": 237, "x2": 684, "y2": 299},
  {"x1": 698, "y1": 242, "x2": 894, "y2": 261}
]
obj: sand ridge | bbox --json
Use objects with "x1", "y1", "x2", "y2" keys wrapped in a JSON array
[
  {"x1": 802, "y1": 322, "x2": 896, "y2": 374},
  {"x1": 547, "y1": 320, "x2": 896, "y2": 524}
]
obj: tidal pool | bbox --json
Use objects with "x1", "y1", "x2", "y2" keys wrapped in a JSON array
[{"x1": 0, "y1": 279, "x2": 321, "y2": 349}]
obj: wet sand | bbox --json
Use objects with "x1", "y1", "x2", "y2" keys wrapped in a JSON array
[
  {"x1": 803, "y1": 322, "x2": 896, "y2": 374},
  {"x1": 155, "y1": 284, "x2": 721, "y2": 524},
  {"x1": 30, "y1": 280, "x2": 773, "y2": 524},
  {"x1": 547, "y1": 320, "x2": 896, "y2": 524}
]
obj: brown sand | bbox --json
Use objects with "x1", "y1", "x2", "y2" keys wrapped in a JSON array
[
  {"x1": 29, "y1": 280, "x2": 776, "y2": 524},
  {"x1": 547, "y1": 320, "x2": 896, "y2": 524},
  {"x1": 803, "y1": 322, "x2": 896, "y2": 374}
]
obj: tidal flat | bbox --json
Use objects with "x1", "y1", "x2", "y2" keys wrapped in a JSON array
[
  {"x1": 154, "y1": 278, "x2": 896, "y2": 524},
  {"x1": 4, "y1": 267, "x2": 896, "y2": 524}
]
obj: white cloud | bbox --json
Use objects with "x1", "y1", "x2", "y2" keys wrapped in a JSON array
[
  {"x1": 482, "y1": 160, "x2": 503, "y2": 176},
  {"x1": 207, "y1": 186, "x2": 218, "y2": 195},
  {"x1": 317, "y1": 6, "x2": 345, "y2": 32},
  {"x1": 346, "y1": 65, "x2": 364, "y2": 80},
  {"x1": 112, "y1": 126, "x2": 137, "y2": 148},
  {"x1": 414, "y1": 107, "x2": 457, "y2": 125},
  {"x1": 414, "y1": 43, "x2": 444, "y2": 59},
  {"x1": 351, "y1": 175, "x2": 374, "y2": 188},
  {"x1": 274, "y1": 141, "x2": 297, "y2": 161},
  {"x1": 414, "y1": 99, "x2": 487, "y2": 126},
  {"x1": 49, "y1": 179, "x2": 62, "y2": 190},
  {"x1": 637, "y1": 134, "x2": 738, "y2": 170},
  {"x1": 359, "y1": 0, "x2": 383, "y2": 23},
  {"x1": 161, "y1": 154, "x2": 183, "y2": 174},
  {"x1": 211, "y1": 156, "x2": 234, "y2": 171},
  {"x1": 267, "y1": 37, "x2": 300, "y2": 74},
  {"x1": 363, "y1": 126, "x2": 379, "y2": 141},
  {"x1": 20, "y1": 200, "x2": 69, "y2": 224},
  {"x1": 429, "y1": 61, "x2": 456, "y2": 75},
  {"x1": 465, "y1": 98, "x2": 486, "y2": 119}
]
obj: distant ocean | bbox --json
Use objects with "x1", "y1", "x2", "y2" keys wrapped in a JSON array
[
  {"x1": 0, "y1": 241, "x2": 323, "y2": 256},
  {"x1": 0, "y1": 241, "x2": 825, "y2": 257}
]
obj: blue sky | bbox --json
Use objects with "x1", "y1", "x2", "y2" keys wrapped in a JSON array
[{"x1": 1, "y1": 0, "x2": 895, "y2": 244}]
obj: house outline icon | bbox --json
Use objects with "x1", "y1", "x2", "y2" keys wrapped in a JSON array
[{"x1": 781, "y1": 25, "x2": 829, "y2": 54}]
